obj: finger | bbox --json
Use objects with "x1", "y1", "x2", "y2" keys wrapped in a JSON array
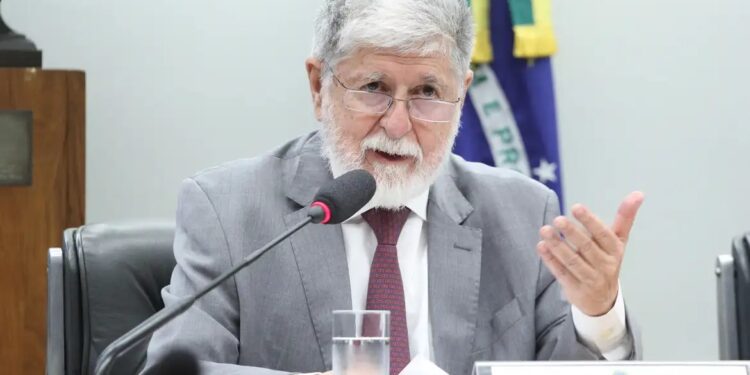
[
  {"x1": 568, "y1": 205, "x2": 621, "y2": 256},
  {"x1": 540, "y1": 226, "x2": 597, "y2": 282},
  {"x1": 537, "y1": 241, "x2": 581, "y2": 288},
  {"x1": 612, "y1": 191, "x2": 645, "y2": 243},
  {"x1": 552, "y1": 216, "x2": 613, "y2": 264}
]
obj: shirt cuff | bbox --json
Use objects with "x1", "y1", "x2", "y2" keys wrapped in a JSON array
[{"x1": 571, "y1": 284, "x2": 632, "y2": 360}]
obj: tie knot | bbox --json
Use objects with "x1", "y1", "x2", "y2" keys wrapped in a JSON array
[{"x1": 361, "y1": 208, "x2": 411, "y2": 246}]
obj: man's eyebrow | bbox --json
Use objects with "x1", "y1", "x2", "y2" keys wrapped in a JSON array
[
  {"x1": 420, "y1": 73, "x2": 448, "y2": 89},
  {"x1": 348, "y1": 71, "x2": 385, "y2": 82},
  {"x1": 345, "y1": 71, "x2": 449, "y2": 88}
]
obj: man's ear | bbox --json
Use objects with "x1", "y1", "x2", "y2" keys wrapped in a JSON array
[
  {"x1": 463, "y1": 69, "x2": 474, "y2": 96},
  {"x1": 306, "y1": 57, "x2": 324, "y2": 120}
]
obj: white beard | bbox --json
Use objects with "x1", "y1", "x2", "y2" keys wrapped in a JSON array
[{"x1": 319, "y1": 98, "x2": 458, "y2": 210}]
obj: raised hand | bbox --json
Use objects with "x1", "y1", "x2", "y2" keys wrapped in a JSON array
[{"x1": 536, "y1": 191, "x2": 645, "y2": 316}]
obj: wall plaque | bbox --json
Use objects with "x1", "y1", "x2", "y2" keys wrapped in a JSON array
[{"x1": 0, "y1": 110, "x2": 32, "y2": 186}]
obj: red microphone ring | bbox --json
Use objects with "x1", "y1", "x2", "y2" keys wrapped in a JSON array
[{"x1": 311, "y1": 201, "x2": 332, "y2": 224}]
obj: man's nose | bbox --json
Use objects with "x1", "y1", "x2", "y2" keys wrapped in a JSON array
[{"x1": 380, "y1": 99, "x2": 412, "y2": 139}]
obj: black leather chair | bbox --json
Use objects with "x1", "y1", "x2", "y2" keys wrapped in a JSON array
[
  {"x1": 716, "y1": 231, "x2": 750, "y2": 360},
  {"x1": 46, "y1": 222, "x2": 175, "y2": 375}
]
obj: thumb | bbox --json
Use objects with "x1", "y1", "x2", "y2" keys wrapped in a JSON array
[{"x1": 611, "y1": 191, "x2": 645, "y2": 243}]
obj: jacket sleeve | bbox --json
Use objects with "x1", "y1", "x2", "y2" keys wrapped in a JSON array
[{"x1": 143, "y1": 178, "x2": 290, "y2": 375}]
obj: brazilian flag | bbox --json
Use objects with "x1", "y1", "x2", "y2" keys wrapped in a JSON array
[{"x1": 456, "y1": 0, "x2": 563, "y2": 207}]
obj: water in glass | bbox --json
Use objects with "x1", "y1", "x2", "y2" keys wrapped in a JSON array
[{"x1": 332, "y1": 336, "x2": 389, "y2": 375}]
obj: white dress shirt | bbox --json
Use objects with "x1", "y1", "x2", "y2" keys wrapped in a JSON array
[{"x1": 342, "y1": 190, "x2": 632, "y2": 362}]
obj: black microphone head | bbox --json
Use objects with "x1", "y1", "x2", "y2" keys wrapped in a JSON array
[
  {"x1": 310, "y1": 169, "x2": 376, "y2": 224},
  {"x1": 144, "y1": 348, "x2": 200, "y2": 375}
]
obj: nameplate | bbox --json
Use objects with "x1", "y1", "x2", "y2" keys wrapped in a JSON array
[
  {"x1": 473, "y1": 362, "x2": 749, "y2": 375},
  {"x1": 0, "y1": 111, "x2": 33, "y2": 186}
]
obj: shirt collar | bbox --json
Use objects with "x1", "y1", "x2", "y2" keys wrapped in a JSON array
[
  {"x1": 344, "y1": 188, "x2": 429, "y2": 223},
  {"x1": 404, "y1": 189, "x2": 428, "y2": 221}
]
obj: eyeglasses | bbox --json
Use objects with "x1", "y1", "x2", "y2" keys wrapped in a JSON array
[{"x1": 329, "y1": 70, "x2": 461, "y2": 123}]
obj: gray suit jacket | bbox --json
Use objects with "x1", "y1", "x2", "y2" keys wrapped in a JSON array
[{"x1": 145, "y1": 131, "x2": 641, "y2": 375}]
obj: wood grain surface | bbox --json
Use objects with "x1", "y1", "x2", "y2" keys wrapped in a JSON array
[{"x1": 0, "y1": 69, "x2": 85, "y2": 375}]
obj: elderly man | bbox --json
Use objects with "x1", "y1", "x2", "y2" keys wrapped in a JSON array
[{"x1": 145, "y1": 1, "x2": 643, "y2": 374}]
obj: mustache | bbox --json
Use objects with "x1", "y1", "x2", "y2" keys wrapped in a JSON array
[{"x1": 360, "y1": 133, "x2": 423, "y2": 161}]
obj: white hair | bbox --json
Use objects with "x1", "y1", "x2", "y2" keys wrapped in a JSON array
[
  {"x1": 314, "y1": 0, "x2": 471, "y2": 209},
  {"x1": 312, "y1": 0, "x2": 475, "y2": 78}
]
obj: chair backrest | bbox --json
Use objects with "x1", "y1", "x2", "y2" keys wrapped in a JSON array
[
  {"x1": 48, "y1": 221, "x2": 176, "y2": 375},
  {"x1": 733, "y1": 232, "x2": 750, "y2": 359},
  {"x1": 717, "y1": 231, "x2": 750, "y2": 360}
]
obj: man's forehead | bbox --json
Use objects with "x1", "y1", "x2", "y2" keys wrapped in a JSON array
[{"x1": 338, "y1": 51, "x2": 455, "y2": 83}]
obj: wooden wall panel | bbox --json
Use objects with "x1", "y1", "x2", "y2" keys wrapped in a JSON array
[{"x1": 0, "y1": 69, "x2": 85, "y2": 375}]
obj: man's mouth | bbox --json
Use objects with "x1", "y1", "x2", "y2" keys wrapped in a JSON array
[{"x1": 371, "y1": 149, "x2": 410, "y2": 163}]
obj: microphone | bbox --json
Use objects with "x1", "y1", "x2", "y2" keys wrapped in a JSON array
[
  {"x1": 93, "y1": 169, "x2": 376, "y2": 375},
  {"x1": 142, "y1": 348, "x2": 199, "y2": 375},
  {"x1": 310, "y1": 169, "x2": 377, "y2": 224}
]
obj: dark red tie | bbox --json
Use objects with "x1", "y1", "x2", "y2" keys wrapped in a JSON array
[{"x1": 361, "y1": 208, "x2": 411, "y2": 375}]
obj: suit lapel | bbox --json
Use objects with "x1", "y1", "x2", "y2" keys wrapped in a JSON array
[
  {"x1": 282, "y1": 134, "x2": 352, "y2": 369},
  {"x1": 427, "y1": 172, "x2": 483, "y2": 375}
]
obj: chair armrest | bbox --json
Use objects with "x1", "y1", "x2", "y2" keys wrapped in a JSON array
[
  {"x1": 717, "y1": 254, "x2": 739, "y2": 360},
  {"x1": 47, "y1": 247, "x2": 64, "y2": 375}
]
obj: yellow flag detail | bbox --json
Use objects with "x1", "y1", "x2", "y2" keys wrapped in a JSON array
[
  {"x1": 513, "y1": 0, "x2": 557, "y2": 58},
  {"x1": 471, "y1": 0, "x2": 493, "y2": 64}
]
